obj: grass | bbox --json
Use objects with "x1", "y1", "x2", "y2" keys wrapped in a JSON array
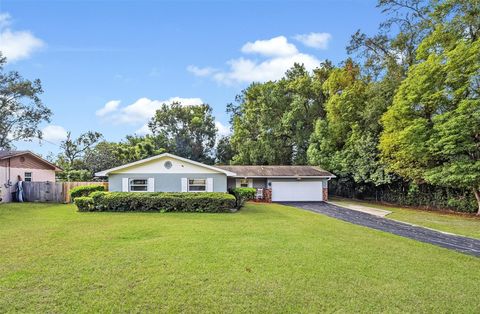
[
  {"x1": 0, "y1": 202, "x2": 479, "y2": 313},
  {"x1": 331, "y1": 197, "x2": 480, "y2": 239}
]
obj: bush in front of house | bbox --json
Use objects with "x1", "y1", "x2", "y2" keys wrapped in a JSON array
[
  {"x1": 74, "y1": 196, "x2": 95, "y2": 212},
  {"x1": 74, "y1": 192, "x2": 236, "y2": 213},
  {"x1": 230, "y1": 187, "x2": 257, "y2": 209},
  {"x1": 69, "y1": 185, "x2": 106, "y2": 201}
]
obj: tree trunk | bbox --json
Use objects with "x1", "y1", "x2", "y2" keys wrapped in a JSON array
[{"x1": 473, "y1": 188, "x2": 480, "y2": 216}]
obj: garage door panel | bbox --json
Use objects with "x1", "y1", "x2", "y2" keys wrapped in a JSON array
[{"x1": 271, "y1": 181, "x2": 323, "y2": 202}]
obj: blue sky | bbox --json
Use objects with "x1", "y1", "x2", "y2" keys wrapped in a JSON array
[{"x1": 1, "y1": 0, "x2": 383, "y2": 156}]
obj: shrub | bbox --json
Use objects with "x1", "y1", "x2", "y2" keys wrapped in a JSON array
[
  {"x1": 70, "y1": 185, "x2": 106, "y2": 201},
  {"x1": 74, "y1": 192, "x2": 236, "y2": 213},
  {"x1": 231, "y1": 187, "x2": 257, "y2": 209},
  {"x1": 74, "y1": 197, "x2": 94, "y2": 212}
]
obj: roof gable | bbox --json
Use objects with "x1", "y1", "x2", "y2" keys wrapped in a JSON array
[
  {"x1": 95, "y1": 153, "x2": 236, "y2": 176},
  {"x1": 0, "y1": 150, "x2": 62, "y2": 171}
]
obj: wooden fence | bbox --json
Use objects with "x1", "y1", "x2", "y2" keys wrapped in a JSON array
[{"x1": 23, "y1": 182, "x2": 109, "y2": 203}]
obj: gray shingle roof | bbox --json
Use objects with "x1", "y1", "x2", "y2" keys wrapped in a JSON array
[{"x1": 216, "y1": 165, "x2": 335, "y2": 177}]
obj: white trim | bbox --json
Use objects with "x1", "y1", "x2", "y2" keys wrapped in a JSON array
[
  {"x1": 95, "y1": 153, "x2": 236, "y2": 177},
  {"x1": 147, "y1": 178, "x2": 155, "y2": 192},
  {"x1": 206, "y1": 178, "x2": 213, "y2": 192},
  {"x1": 181, "y1": 178, "x2": 188, "y2": 192},
  {"x1": 122, "y1": 178, "x2": 129, "y2": 192}
]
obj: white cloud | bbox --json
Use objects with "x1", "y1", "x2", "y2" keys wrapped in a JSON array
[
  {"x1": 41, "y1": 125, "x2": 68, "y2": 144},
  {"x1": 213, "y1": 53, "x2": 321, "y2": 85},
  {"x1": 293, "y1": 32, "x2": 332, "y2": 50},
  {"x1": 187, "y1": 65, "x2": 217, "y2": 77},
  {"x1": 97, "y1": 97, "x2": 204, "y2": 125},
  {"x1": 241, "y1": 36, "x2": 298, "y2": 57},
  {"x1": 188, "y1": 35, "x2": 323, "y2": 85},
  {"x1": 96, "y1": 100, "x2": 120, "y2": 117},
  {"x1": 0, "y1": 12, "x2": 45, "y2": 62},
  {"x1": 215, "y1": 121, "x2": 230, "y2": 137}
]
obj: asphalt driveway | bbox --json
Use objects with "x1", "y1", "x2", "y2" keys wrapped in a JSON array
[{"x1": 281, "y1": 202, "x2": 480, "y2": 257}]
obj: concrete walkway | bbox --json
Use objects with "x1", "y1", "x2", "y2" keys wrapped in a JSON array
[
  {"x1": 281, "y1": 202, "x2": 480, "y2": 257},
  {"x1": 329, "y1": 201, "x2": 391, "y2": 217}
]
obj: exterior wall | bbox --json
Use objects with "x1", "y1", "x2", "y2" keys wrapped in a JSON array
[
  {"x1": 109, "y1": 173, "x2": 227, "y2": 192},
  {"x1": 111, "y1": 156, "x2": 220, "y2": 174},
  {"x1": 0, "y1": 164, "x2": 56, "y2": 203},
  {"x1": 227, "y1": 178, "x2": 267, "y2": 189}
]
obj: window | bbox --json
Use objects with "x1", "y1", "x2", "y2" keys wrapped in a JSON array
[
  {"x1": 240, "y1": 179, "x2": 249, "y2": 187},
  {"x1": 24, "y1": 172, "x2": 32, "y2": 182},
  {"x1": 188, "y1": 179, "x2": 206, "y2": 192},
  {"x1": 129, "y1": 179, "x2": 148, "y2": 192}
]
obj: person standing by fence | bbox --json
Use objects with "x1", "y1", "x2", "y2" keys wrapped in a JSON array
[{"x1": 16, "y1": 175, "x2": 25, "y2": 202}]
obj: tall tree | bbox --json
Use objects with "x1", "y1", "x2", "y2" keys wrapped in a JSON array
[
  {"x1": 380, "y1": 4, "x2": 480, "y2": 213},
  {"x1": 215, "y1": 136, "x2": 235, "y2": 164},
  {"x1": 229, "y1": 62, "x2": 332, "y2": 165},
  {"x1": 0, "y1": 54, "x2": 52, "y2": 149},
  {"x1": 148, "y1": 102, "x2": 216, "y2": 164},
  {"x1": 58, "y1": 131, "x2": 103, "y2": 170},
  {"x1": 308, "y1": 59, "x2": 391, "y2": 186}
]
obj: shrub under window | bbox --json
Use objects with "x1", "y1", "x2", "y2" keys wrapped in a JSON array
[{"x1": 74, "y1": 191, "x2": 236, "y2": 213}]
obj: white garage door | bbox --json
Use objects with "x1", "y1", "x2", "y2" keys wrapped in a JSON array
[{"x1": 271, "y1": 181, "x2": 323, "y2": 202}]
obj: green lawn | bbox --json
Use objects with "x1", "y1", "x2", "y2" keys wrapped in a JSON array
[
  {"x1": 331, "y1": 198, "x2": 480, "y2": 239},
  {"x1": 0, "y1": 202, "x2": 479, "y2": 313}
]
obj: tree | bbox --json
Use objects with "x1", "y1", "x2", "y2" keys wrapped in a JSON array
[
  {"x1": 83, "y1": 141, "x2": 125, "y2": 176},
  {"x1": 215, "y1": 136, "x2": 235, "y2": 164},
  {"x1": 148, "y1": 102, "x2": 216, "y2": 164},
  {"x1": 380, "y1": 14, "x2": 480, "y2": 213},
  {"x1": 0, "y1": 54, "x2": 52, "y2": 149},
  {"x1": 57, "y1": 131, "x2": 103, "y2": 180},
  {"x1": 308, "y1": 59, "x2": 391, "y2": 187},
  {"x1": 229, "y1": 63, "x2": 332, "y2": 165}
]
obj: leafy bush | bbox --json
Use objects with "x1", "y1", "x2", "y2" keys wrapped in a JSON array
[
  {"x1": 74, "y1": 192, "x2": 236, "y2": 213},
  {"x1": 231, "y1": 187, "x2": 257, "y2": 209},
  {"x1": 74, "y1": 197, "x2": 94, "y2": 212},
  {"x1": 70, "y1": 185, "x2": 106, "y2": 201}
]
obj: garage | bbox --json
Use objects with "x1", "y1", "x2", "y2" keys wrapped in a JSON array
[{"x1": 271, "y1": 180, "x2": 323, "y2": 202}]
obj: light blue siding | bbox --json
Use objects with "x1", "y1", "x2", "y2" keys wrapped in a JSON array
[{"x1": 109, "y1": 173, "x2": 227, "y2": 192}]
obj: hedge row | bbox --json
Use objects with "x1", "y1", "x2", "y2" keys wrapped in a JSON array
[
  {"x1": 69, "y1": 185, "x2": 106, "y2": 201},
  {"x1": 75, "y1": 191, "x2": 236, "y2": 213}
]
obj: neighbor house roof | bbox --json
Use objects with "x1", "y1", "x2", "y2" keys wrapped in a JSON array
[
  {"x1": 0, "y1": 150, "x2": 62, "y2": 171},
  {"x1": 215, "y1": 165, "x2": 335, "y2": 178},
  {"x1": 95, "y1": 153, "x2": 237, "y2": 176}
]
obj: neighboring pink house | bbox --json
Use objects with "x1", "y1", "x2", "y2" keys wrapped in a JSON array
[{"x1": 0, "y1": 151, "x2": 62, "y2": 202}]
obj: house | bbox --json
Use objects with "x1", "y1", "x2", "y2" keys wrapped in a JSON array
[
  {"x1": 0, "y1": 151, "x2": 62, "y2": 202},
  {"x1": 95, "y1": 153, "x2": 335, "y2": 202}
]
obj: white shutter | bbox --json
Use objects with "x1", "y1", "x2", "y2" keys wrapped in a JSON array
[
  {"x1": 147, "y1": 178, "x2": 155, "y2": 192},
  {"x1": 122, "y1": 178, "x2": 129, "y2": 192},
  {"x1": 206, "y1": 178, "x2": 213, "y2": 192},
  {"x1": 181, "y1": 178, "x2": 188, "y2": 192}
]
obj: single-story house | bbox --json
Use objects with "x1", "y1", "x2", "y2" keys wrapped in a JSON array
[
  {"x1": 95, "y1": 153, "x2": 335, "y2": 202},
  {"x1": 0, "y1": 150, "x2": 62, "y2": 202}
]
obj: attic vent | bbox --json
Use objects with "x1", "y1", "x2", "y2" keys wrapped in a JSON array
[{"x1": 164, "y1": 161, "x2": 173, "y2": 169}]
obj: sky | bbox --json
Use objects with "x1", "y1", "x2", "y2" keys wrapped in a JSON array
[{"x1": 0, "y1": 0, "x2": 384, "y2": 156}]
